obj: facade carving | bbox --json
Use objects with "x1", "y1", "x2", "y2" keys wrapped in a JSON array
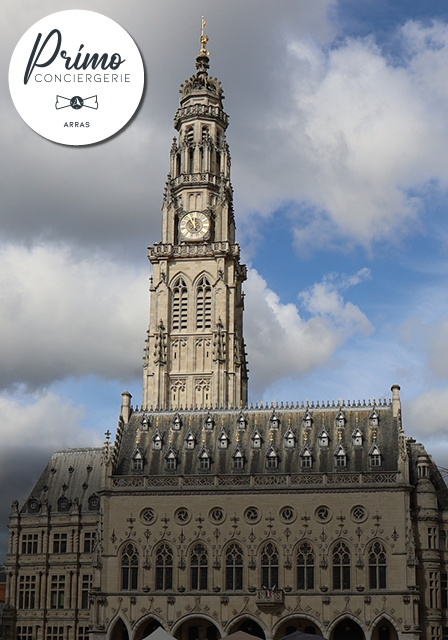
[{"x1": 4, "y1": 26, "x2": 448, "y2": 640}]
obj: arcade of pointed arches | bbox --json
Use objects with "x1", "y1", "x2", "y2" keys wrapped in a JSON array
[
  {"x1": 116, "y1": 538, "x2": 389, "y2": 593},
  {"x1": 108, "y1": 611, "x2": 399, "y2": 640}
]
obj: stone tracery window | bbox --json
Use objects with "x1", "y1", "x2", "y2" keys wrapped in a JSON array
[
  {"x1": 172, "y1": 277, "x2": 188, "y2": 331},
  {"x1": 368, "y1": 541, "x2": 387, "y2": 589},
  {"x1": 332, "y1": 541, "x2": 351, "y2": 590},
  {"x1": 225, "y1": 543, "x2": 244, "y2": 590},
  {"x1": 297, "y1": 542, "x2": 315, "y2": 590},
  {"x1": 121, "y1": 543, "x2": 139, "y2": 591},
  {"x1": 261, "y1": 542, "x2": 279, "y2": 588},
  {"x1": 196, "y1": 276, "x2": 212, "y2": 330},
  {"x1": 156, "y1": 543, "x2": 173, "y2": 590},
  {"x1": 191, "y1": 543, "x2": 208, "y2": 590}
]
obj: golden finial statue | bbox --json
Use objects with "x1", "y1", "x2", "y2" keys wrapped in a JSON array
[{"x1": 200, "y1": 16, "x2": 210, "y2": 55}]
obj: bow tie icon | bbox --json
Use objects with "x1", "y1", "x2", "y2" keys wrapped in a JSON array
[{"x1": 56, "y1": 95, "x2": 98, "y2": 110}]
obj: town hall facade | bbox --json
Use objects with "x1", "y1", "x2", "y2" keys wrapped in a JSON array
[{"x1": 3, "y1": 29, "x2": 448, "y2": 640}]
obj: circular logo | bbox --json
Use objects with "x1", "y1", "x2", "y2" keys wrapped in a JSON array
[{"x1": 9, "y1": 10, "x2": 144, "y2": 145}]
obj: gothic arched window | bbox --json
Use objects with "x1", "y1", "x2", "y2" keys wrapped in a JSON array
[
  {"x1": 332, "y1": 542, "x2": 351, "y2": 590},
  {"x1": 191, "y1": 543, "x2": 208, "y2": 590},
  {"x1": 297, "y1": 542, "x2": 315, "y2": 590},
  {"x1": 225, "y1": 543, "x2": 244, "y2": 590},
  {"x1": 261, "y1": 542, "x2": 279, "y2": 588},
  {"x1": 121, "y1": 543, "x2": 139, "y2": 591},
  {"x1": 368, "y1": 541, "x2": 387, "y2": 589},
  {"x1": 156, "y1": 543, "x2": 173, "y2": 590},
  {"x1": 172, "y1": 278, "x2": 188, "y2": 331},
  {"x1": 196, "y1": 277, "x2": 212, "y2": 330}
]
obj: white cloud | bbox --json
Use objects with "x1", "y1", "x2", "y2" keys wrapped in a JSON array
[
  {"x1": 404, "y1": 388, "x2": 448, "y2": 469},
  {"x1": 428, "y1": 319, "x2": 448, "y2": 379},
  {"x1": 0, "y1": 242, "x2": 148, "y2": 389},
  {"x1": 244, "y1": 267, "x2": 373, "y2": 395},
  {"x1": 0, "y1": 389, "x2": 101, "y2": 555},
  {"x1": 235, "y1": 21, "x2": 448, "y2": 249}
]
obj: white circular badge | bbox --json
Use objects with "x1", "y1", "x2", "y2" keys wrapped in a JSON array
[{"x1": 9, "y1": 10, "x2": 144, "y2": 145}]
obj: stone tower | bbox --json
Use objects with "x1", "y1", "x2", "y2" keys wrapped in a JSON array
[{"x1": 143, "y1": 29, "x2": 248, "y2": 411}]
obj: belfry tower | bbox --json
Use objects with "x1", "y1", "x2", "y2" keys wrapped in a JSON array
[{"x1": 143, "y1": 23, "x2": 248, "y2": 410}]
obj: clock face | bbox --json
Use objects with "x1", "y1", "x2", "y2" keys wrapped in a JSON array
[{"x1": 179, "y1": 211, "x2": 210, "y2": 241}]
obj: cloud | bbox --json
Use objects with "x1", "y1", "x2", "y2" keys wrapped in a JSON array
[
  {"x1": 403, "y1": 387, "x2": 448, "y2": 470},
  {"x1": 234, "y1": 21, "x2": 448, "y2": 250},
  {"x1": 244, "y1": 267, "x2": 373, "y2": 395},
  {"x1": 0, "y1": 242, "x2": 148, "y2": 389},
  {"x1": 0, "y1": 0, "x2": 336, "y2": 255},
  {"x1": 0, "y1": 388, "x2": 100, "y2": 558}
]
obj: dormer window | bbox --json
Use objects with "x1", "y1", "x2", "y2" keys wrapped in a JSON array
[
  {"x1": 204, "y1": 413, "x2": 214, "y2": 430},
  {"x1": 303, "y1": 409, "x2": 313, "y2": 429},
  {"x1": 217, "y1": 428, "x2": 229, "y2": 449},
  {"x1": 270, "y1": 412, "x2": 280, "y2": 430},
  {"x1": 352, "y1": 428, "x2": 363, "y2": 447},
  {"x1": 336, "y1": 409, "x2": 345, "y2": 428},
  {"x1": 301, "y1": 447, "x2": 313, "y2": 469},
  {"x1": 370, "y1": 410, "x2": 379, "y2": 428},
  {"x1": 266, "y1": 446, "x2": 278, "y2": 470},
  {"x1": 334, "y1": 444, "x2": 347, "y2": 468},
  {"x1": 132, "y1": 449, "x2": 143, "y2": 471},
  {"x1": 185, "y1": 430, "x2": 196, "y2": 450},
  {"x1": 318, "y1": 429, "x2": 329, "y2": 447},
  {"x1": 141, "y1": 414, "x2": 150, "y2": 431},
  {"x1": 198, "y1": 448, "x2": 211, "y2": 471},
  {"x1": 369, "y1": 444, "x2": 382, "y2": 468},
  {"x1": 152, "y1": 430, "x2": 163, "y2": 450},
  {"x1": 237, "y1": 412, "x2": 247, "y2": 430},
  {"x1": 172, "y1": 413, "x2": 182, "y2": 430},
  {"x1": 284, "y1": 428, "x2": 295, "y2": 448},
  {"x1": 165, "y1": 448, "x2": 177, "y2": 471},
  {"x1": 232, "y1": 447, "x2": 244, "y2": 470},
  {"x1": 251, "y1": 429, "x2": 262, "y2": 449}
]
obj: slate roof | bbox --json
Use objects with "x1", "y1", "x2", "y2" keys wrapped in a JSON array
[
  {"x1": 112, "y1": 401, "x2": 398, "y2": 477},
  {"x1": 21, "y1": 448, "x2": 103, "y2": 515}
]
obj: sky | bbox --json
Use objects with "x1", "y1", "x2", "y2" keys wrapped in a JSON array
[{"x1": 2, "y1": 0, "x2": 448, "y2": 558}]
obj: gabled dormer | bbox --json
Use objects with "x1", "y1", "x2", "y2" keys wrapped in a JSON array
[
  {"x1": 270, "y1": 410, "x2": 280, "y2": 430},
  {"x1": 217, "y1": 426, "x2": 229, "y2": 449},
  {"x1": 334, "y1": 443, "x2": 347, "y2": 468},
  {"x1": 303, "y1": 408, "x2": 313, "y2": 428},
  {"x1": 369, "y1": 409, "x2": 379, "y2": 428},
  {"x1": 251, "y1": 428, "x2": 262, "y2": 449},
  {"x1": 204, "y1": 412, "x2": 214, "y2": 430},
  {"x1": 284, "y1": 427, "x2": 295, "y2": 448},
  {"x1": 141, "y1": 413, "x2": 150, "y2": 431},
  {"x1": 369, "y1": 443, "x2": 382, "y2": 468},
  {"x1": 131, "y1": 446, "x2": 144, "y2": 471},
  {"x1": 164, "y1": 447, "x2": 178, "y2": 471},
  {"x1": 198, "y1": 445, "x2": 212, "y2": 471},
  {"x1": 185, "y1": 429, "x2": 196, "y2": 449},
  {"x1": 152, "y1": 429, "x2": 163, "y2": 450},
  {"x1": 265, "y1": 445, "x2": 279, "y2": 469},
  {"x1": 300, "y1": 445, "x2": 313, "y2": 469},
  {"x1": 352, "y1": 427, "x2": 363, "y2": 447},
  {"x1": 335, "y1": 408, "x2": 346, "y2": 428},
  {"x1": 172, "y1": 412, "x2": 182, "y2": 430},
  {"x1": 237, "y1": 411, "x2": 247, "y2": 430},
  {"x1": 231, "y1": 445, "x2": 245, "y2": 470},
  {"x1": 318, "y1": 427, "x2": 330, "y2": 447}
]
